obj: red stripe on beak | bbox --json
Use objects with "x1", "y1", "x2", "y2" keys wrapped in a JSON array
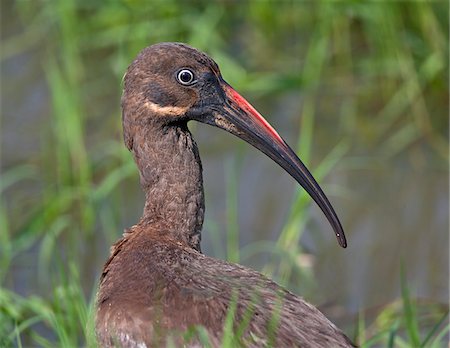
[{"x1": 224, "y1": 86, "x2": 284, "y2": 144}]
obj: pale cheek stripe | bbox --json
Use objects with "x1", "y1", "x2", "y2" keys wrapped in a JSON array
[
  {"x1": 226, "y1": 87, "x2": 284, "y2": 144},
  {"x1": 143, "y1": 101, "x2": 188, "y2": 116}
]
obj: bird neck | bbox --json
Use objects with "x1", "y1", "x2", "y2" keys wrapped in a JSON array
[{"x1": 128, "y1": 121, "x2": 204, "y2": 251}]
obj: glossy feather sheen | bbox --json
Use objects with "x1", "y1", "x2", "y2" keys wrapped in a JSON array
[{"x1": 96, "y1": 42, "x2": 354, "y2": 347}]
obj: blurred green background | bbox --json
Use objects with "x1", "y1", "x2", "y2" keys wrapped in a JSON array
[{"x1": 1, "y1": 0, "x2": 448, "y2": 347}]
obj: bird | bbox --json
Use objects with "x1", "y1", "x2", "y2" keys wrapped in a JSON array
[{"x1": 95, "y1": 42, "x2": 354, "y2": 348}]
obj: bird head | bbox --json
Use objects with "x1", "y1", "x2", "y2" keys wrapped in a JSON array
[{"x1": 122, "y1": 42, "x2": 347, "y2": 248}]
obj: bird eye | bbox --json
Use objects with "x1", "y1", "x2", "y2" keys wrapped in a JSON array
[{"x1": 176, "y1": 69, "x2": 195, "y2": 85}]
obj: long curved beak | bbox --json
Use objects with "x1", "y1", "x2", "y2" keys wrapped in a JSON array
[{"x1": 208, "y1": 81, "x2": 347, "y2": 248}]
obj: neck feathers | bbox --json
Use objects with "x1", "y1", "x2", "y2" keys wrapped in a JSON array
[{"x1": 124, "y1": 119, "x2": 204, "y2": 251}]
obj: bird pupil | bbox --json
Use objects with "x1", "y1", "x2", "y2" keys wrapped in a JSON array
[{"x1": 181, "y1": 72, "x2": 189, "y2": 81}]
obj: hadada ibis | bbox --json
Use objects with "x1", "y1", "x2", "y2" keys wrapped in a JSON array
[{"x1": 95, "y1": 42, "x2": 353, "y2": 347}]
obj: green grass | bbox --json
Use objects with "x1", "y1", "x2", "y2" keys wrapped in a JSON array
[{"x1": 1, "y1": 0, "x2": 448, "y2": 346}]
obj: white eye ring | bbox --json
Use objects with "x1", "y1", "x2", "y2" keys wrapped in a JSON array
[{"x1": 177, "y1": 69, "x2": 195, "y2": 85}]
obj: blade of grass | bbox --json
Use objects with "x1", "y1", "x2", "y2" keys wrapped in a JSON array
[
  {"x1": 400, "y1": 265, "x2": 421, "y2": 347},
  {"x1": 420, "y1": 310, "x2": 449, "y2": 348},
  {"x1": 221, "y1": 292, "x2": 238, "y2": 348}
]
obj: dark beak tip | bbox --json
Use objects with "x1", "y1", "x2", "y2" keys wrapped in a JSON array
[{"x1": 338, "y1": 234, "x2": 347, "y2": 248}]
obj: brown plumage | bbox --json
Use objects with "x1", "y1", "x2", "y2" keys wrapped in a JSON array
[{"x1": 96, "y1": 42, "x2": 354, "y2": 347}]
